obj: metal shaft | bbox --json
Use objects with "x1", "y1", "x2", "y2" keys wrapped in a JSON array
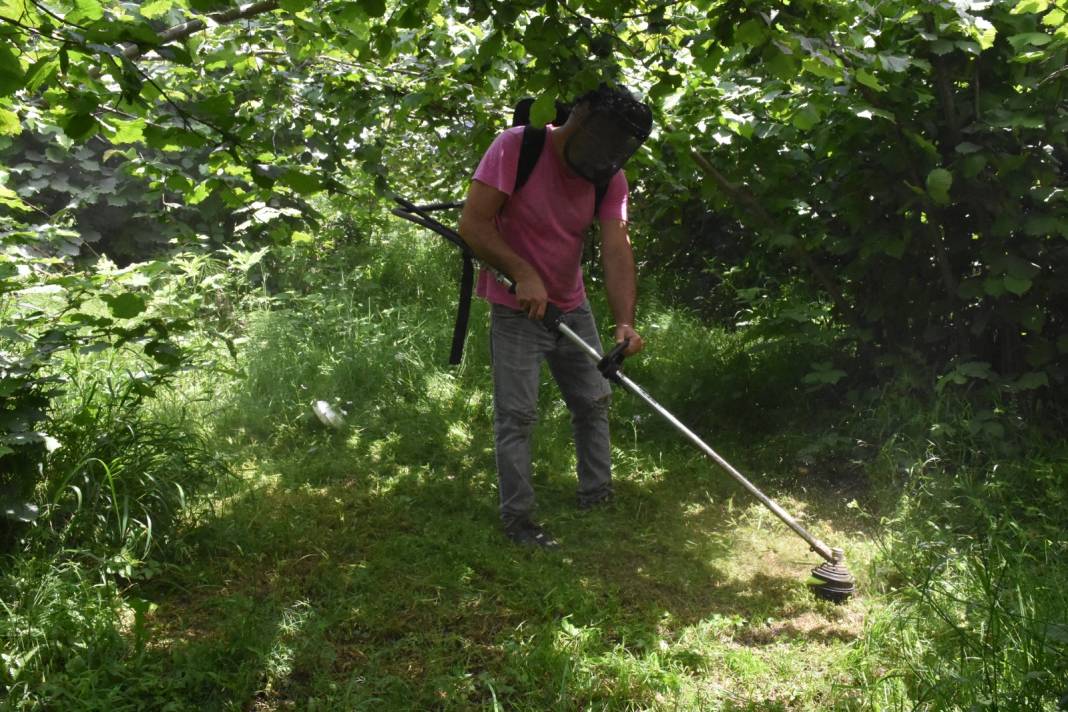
[{"x1": 555, "y1": 321, "x2": 838, "y2": 565}]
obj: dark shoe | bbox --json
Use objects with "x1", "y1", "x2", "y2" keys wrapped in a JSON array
[
  {"x1": 577, "y1": 492, "x2": 614, "y2": 511},
  {"x1": 503, "y1": 518, "x2": 560, "y2": 550}
]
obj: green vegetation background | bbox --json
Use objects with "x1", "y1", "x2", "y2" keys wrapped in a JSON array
[{"x1": 2, "y1": 0, "x2": 1068, "y2": 708}]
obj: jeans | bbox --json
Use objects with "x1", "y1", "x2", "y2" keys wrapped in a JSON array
[{"x1": 489, "y1": 300, "x2": 613, "y2": 525}]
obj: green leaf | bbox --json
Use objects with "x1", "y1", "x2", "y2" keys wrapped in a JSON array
[
  {"x1": 396, "y1": 4, "x2": 421, "y2": 27},
  {"x1": 0, "y1": 106, "x2": 19, "y2": 135},
  {"x1": 1043, "y1": 8, "x2": 1065, "y2": 25},
  {"x1": 905, "y1": 130, "x2": 938, "y2": 158},
  {"x1": 1024, "y1": 215, "x2": 1065, "y2": 236},
  {"x1": 962, "y1": 153, "x2": 987, "y2": 178},
  {"x1": 280, "y1": 0, "x2": 312, "y2": 11},
  {"x1": 1008, "y1": 32, "x2": 1052, "y2": 50},
  {"x1": 854, "y1": 68, "x2": 888, "y2": 91},
  {"x1": 734, "y1": 19, "x2": 766, "y2": 47},
  {"x1": 983, "y1": 276, "x2": 1006, "y2": 297},
  {"x1": 72, "y1": 0, "x2": 103, "y2": 21},
  {"x1": 110, "y1": 118, "x2": 145, "y2": 144},
  {"x1": 280, "y1": 168, "x2": 322, "y2": 195},
  {"x1": 765, "y1": 49, "x2": 797, "y2": 81},
  {"x1": 63, "y1": 112, "x2": 97, "y2": 139},
  {"x1": 972, "y1": 18, "x2": 997, "y2": 50},
  {"x1": 930, "y1": 39, "x2": 955, "y2": 55},
  {"x1": 0, "y1": 45, "x2": 25, "y2": 96},
  {"x1": 139, "y1": 0, "x2": 172, "y2": 18},
  {"x1": 188, "y1": 180, "x2": 213, "y2": 204},
  {"x1": 1003, "y1": 275, "x2": 1032, "y2": 295},
  {"x1": 358, "y1": 0, "x2": 386, "y2": 17},
  {"x1": 1011, "y1": 0, "x2": 1049, "y2": 14},
  {"x1": 1013, "y1": 372, "x2": 1049, "y2": 390},
  {"x1": 877, "y1": 54, "x2": 909, "y2": 72},
  {"x1": 529, "y1": 92, "x2": 556, "y2": 128},
  {"x1": 802, "y1": 56, "x2": 842, "y2": 81},
  {"x1": 118, "y1": 21, "x2": 163, "y2": 46},
  {"x1": 791, "y1": 104, "x2": 821, "y2": 131},
  {"x1": 0, "y1": 184, "x2": 29, "y2": 211},
  {"x1": 23, "y1": 57, "x2": 58, "y2": 93},
  {"x1": 104, "y1": 292, "x2": 147, "y2": 319},
  {"x1": 855, "y1": 69, "x2": 886, "y2": 91},
  {"x1": 926, "y1": 168, "x2": 953, "y2": 205}
]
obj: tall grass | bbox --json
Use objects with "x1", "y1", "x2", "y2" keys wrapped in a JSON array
[
  {"x1": 848, "y1": 390, "x2": 1068, "y2": 710},
  {"x1": 1, "y1": 254, "x2": 236, "y2": 710}
]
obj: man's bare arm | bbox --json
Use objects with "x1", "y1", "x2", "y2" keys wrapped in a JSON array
[
  {"x1": 600, "y1": 217, "x2": 644, "y2": 356},
  {"x1": 458, "y1": 180, "x2": 548, "y2": 320}
]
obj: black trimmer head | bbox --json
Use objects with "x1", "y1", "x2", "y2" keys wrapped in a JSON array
[{"x1": 808, "y1": 548, "x2": 856, "y2": 602}]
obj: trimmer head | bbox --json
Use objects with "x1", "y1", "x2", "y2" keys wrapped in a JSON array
[{"x1": 809, "y1": 559, "x2": 856, "y2": 602}]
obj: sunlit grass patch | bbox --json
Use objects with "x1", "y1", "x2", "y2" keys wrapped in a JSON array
[{"x1": 117, "y1": 415, "x2": 877, "y2": 709}]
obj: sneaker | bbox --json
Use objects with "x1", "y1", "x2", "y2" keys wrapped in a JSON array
[
  {"x1": 503, "y1": 518, "x2": 560, "y2": 550},
  {"x1": 577, "y1": 492, "x2": 614, "y2": 511}
]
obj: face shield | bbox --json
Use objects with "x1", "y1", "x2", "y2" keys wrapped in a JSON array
[{"x1": 563, "y1": 93, "x2": 652, "y2": 185}]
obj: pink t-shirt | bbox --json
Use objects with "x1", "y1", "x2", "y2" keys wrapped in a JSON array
[{"x1": 472, "y1": 125, "x2": 628, "y2": 312}]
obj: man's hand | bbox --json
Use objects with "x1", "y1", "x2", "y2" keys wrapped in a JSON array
[
  {"x1": 613, "y1": 323, "x2": 644, "y2": 356},
  {"x1": 516, "y1": 272, "x2": 549, "y2": 320}
]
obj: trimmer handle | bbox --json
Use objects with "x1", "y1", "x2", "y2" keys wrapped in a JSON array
[
  {"x1": 505, "y1": 281, "x2": 566, "y2": 330},
  {"x1": 597, "y1": 338, "x2": 630, "y2": 383}
]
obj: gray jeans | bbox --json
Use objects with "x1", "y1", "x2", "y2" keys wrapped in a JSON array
[{"x1": 490, "y1": 301, "x2": 613, "y2": 525}]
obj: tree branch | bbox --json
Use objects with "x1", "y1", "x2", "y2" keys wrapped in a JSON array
[{"x1": 120, "y1": 0, "x2": 280, "y2": 64}]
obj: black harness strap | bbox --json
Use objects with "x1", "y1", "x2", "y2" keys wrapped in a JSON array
[
  {"x1": 515, "y1": 126, "x2": 547, "y2": 193},
  {"x1": 449, "y1": 254, "x2": 474, "y2": 365}
]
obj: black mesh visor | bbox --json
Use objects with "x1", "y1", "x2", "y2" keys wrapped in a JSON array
[{"x1": 564, "y1": 104, "x2": 650, "y2": 185}]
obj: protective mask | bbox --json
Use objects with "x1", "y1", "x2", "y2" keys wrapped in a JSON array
[{"x1": 564, "y1": 102, "x2": 650, "y2": 185}]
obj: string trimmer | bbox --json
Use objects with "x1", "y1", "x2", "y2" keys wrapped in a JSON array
[{"x1": 391, "y1": 195, "x2": 855, "y2": 603}]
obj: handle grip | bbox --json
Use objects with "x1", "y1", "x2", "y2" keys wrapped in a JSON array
[{"x1": 597, "y1": 337, "x2": 629, "y2": 383}]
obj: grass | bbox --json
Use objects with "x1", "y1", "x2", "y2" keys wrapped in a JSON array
[
  {"x1": 54, "y1": 231, "x2": 878, "y2": 710},
  {"x1": 123, "y1": 432, "x2": 876, "y2": 710},
  {"x1": 5, "y1": 225, "x2": 1065, "y2": 710}
]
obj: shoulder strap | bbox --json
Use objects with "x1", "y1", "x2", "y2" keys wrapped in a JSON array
[
  {"x1": 449, "y1": 254, "x2": 474, "y2": 365},
  {"x1": 594, "y1": 181, "x2": 609, "y2": 219},
  {"x1": 514, "y1": 125, "x2": 546, "y2": 194}
]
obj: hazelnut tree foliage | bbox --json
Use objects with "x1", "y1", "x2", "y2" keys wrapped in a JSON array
[{"x1": 1, "y1": 0, "x2": 1066, "y2": 492}]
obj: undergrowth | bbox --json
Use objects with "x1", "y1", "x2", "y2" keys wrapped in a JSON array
[
  {"x1": 2, "y1": 215, "x2": 1065, "y2": 710},
  {"x1": 850, "y1": 402, "x2": 1068, "y2": 710}
]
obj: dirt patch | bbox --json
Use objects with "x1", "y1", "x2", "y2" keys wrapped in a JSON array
[{"x1": 734, "y1": 608, "x2": 865, "y2": 646}]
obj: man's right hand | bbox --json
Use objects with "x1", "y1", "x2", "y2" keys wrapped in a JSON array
[{"x1": 515, "y1": 272, "x2": 549, "y2": 320}]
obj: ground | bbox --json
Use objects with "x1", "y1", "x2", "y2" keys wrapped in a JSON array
[{"x1": 137, "y1": 421, "x2": 881, "y2": 711}]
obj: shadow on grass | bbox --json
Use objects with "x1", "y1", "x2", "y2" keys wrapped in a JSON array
[
  {"x1": 122, "y1": 400, "x2": 876, "y2": 710},
  {"x1": 117, "y1": 289, "x2": 880, "y2": 709}
]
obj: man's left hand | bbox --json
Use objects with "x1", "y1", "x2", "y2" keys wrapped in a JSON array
[{"x1": 613, "y1": 324, "x2": 644, "y2": 357}]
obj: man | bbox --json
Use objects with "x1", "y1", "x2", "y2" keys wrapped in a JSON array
[{"x1": 459, "y1": 84, "x2": 653, "y2": 549}]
